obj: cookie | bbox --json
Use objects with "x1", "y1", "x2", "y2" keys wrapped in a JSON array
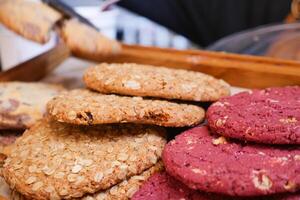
[
  {"x1": 163, "y1": 126, "x2": 300, "y2": 196},
  {"x1": 2, "y1": 119, "x2": 166, "y2": 200},
  {"x1": 0, "y1": 82, "x2": 64, "y2": 129},
  {"x1": 0, "y1": 0, "x2": 62, "y2": 43},
  {"x1": 132, "y1": 172, "x2": 300, "y2": 200},
  {"x1": 61, "y1": 19, "x2": 121, "y2": 60},
  {"x1": 207, "y1": 86, "x2": 300, "y2": 144},
  {"x1": 10, "y1": 162, "x2": 164, "y2": 200},
  {"x1": 83, "y1": 63, "x2": 230, "y2": 102},
  {"x1": 47, "y1": 89, "x2": 205, "y2": 127},
  {"x1": 132, "y1": 172, "x2": 207, "y2": 200}
]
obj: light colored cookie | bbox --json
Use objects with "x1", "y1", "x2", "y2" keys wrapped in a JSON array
[
  {"x1": 47, "y1": 89, "x2": 205, "y2": 127},
  {"x1": 83, "y1": 63, "x2": 230, "y2": 102},
  {"x1": 61, "y1": 19, "x2": 121, "y2": 60},
  {"x1": 0, "y1": 82, "x2": 64, "y2": 129},
  {"x1": 0, "y1": 0, "x2": 62, "y2": 43},
  {"x1": 2, "y1": 119, "x2": 166, "y2": 200},
  {"x1": 10, "y1": 162, "x2": 163, "y2": 200}
]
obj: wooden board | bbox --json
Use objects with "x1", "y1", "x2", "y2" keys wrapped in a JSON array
[{"x1": 90, "y1": 44, "x2": 300, "y2": 89}]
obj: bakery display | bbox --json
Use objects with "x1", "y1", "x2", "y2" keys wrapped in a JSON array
[
  {"x1": 207, "y1": 86, "x2": 300, "y2": 144},
  {"x1": 0, "y1": 1, "x2": 299, "y2": 198}
]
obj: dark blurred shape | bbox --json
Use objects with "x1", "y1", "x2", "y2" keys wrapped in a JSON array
[{"x1": 118, "y1": 0, "x2": 292, "y2": 47}]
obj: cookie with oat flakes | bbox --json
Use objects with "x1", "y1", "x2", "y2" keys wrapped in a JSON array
[
  {"x1": 163, "y1": 126, "x2": 300, "y2": 196},
  {"x1": 83, "y1": 63, "x2": 230, "y2": 102},
  {"x1": 2, "y1": 119, "x2": 166, "y2": 200},
  {"x1": 207, "y1": 86, "x2": 300, "y2": 144},
  {"x1": 47, "y1": 89, "x2": 205, "y2": 127},
  {"x1": 10, "y1": 161, "x2": 164, "y2": 200},
  {"x1": 0, "y1": 82, "x2": 64, "y2": 130},
  {"x1": 0, "y1": 0, "x2": 62, "y2": 43}
]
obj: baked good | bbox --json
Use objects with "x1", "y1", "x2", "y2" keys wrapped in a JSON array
[
  {"x1": 61, "y1": 19, "x2": 121, "y2": 60},
  {"x1": 2, "y1": 119, "x2": 166, "y2": 199},
  {"x1": 0, "y1": 82, "x2": 64, "y2": 129},
  {"x1": 133, "y1": 172, "x2": 300, "y2": 200},
  {"x1": 207, "y1": 86, "x2": 300, "y2": 144},
  {"x1": 47, "y1": 89, "x2": 205, "y2": 127},
  {"x1": 83, "y1": 63, "x2": 230, "y2": 102},
  {"x1": 0, "y1": 0, "x2": 62, "y2": 43},
  {"x1": 10, "y1": 162, "x2": 164, "y2": 200},
  {"x1": 163, "y1": 126, "x2": 300, "y2": 196}
]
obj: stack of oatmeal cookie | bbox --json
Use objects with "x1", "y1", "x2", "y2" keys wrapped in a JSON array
[{"x1": 1, "y1": 63, "x2": 230, "y2": 200}]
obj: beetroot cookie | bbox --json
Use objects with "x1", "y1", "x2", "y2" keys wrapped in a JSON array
[
  {"x1": 132, "y1": 172, "x2": 300, "y2": 200},
  {"x1": 163, "y1": 126, "x2": 300, "y2": 196},
  {"x1": 132, "y1": 172, "x2": 213, "y2": 200},
  {"x1": 207, "y1": 86, "x2": 300, "y2": 144}
]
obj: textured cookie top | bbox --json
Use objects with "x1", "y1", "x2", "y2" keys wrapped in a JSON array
[
  {"x1": 10, "y1": 162, "x2": 164, "y2": 200},
  {"x1": 2, "y1": 119, "x2": 166, "y2": 200},
  {"x1": 163, "y1": 126, "x2": 300, "y2": 196},
  {"x1": 61, "y1": 19, "x2": 121, "y2": 59},
  {"x1": 83, "y1": 63, "x2": 230, "y2": 102},
  {"x1": 0, "y1": 82, "x2": 64, "y2": 129},
  {"x1": 0, "y1": 0, "x2": 62, "y2": 43},
  {"x1": 133, "y1": 172, "x2": 300, "y2": 200},
  {"x1": 47, "y1": 89, "x2": 205, "y2": 127},
  {"x1": 132, "y1": 172, "x2": 206, "y2": 200},
  {"x1": 207, "y1": 86, "x2": 300, "y2": 144}
]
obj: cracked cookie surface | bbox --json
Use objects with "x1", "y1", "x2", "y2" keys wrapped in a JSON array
[
  {"x1": 47, "y1": 89, "x2": 205, "y2": 127},
  {"x1": 207, "y1": 86, "x2": 300, "y2": 144},
  {"x1": 162, "y1": 126, "x2": 300, "y2": 196}
]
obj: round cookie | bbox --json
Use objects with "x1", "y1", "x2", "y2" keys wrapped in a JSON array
[
  {"x1": 2, "y1": 119, "x2": 166, "y2": 200},
  {"x1": 163, "y1": 126, "x2": 300, "y2": 196},
  {"x1": 207, "y1": 86, "x2": 300, "y2": 144},
  {"x1": 47, "y1": 89, "x2": 205, "y2": 127},
  {"x1": 132, "y1": 172, "x2": 300, "y2": 200},
  {"x1": 0, "y1": 82, "x2": 64, "y2": 129},
  {"x1": 10, "y1": 162, "x2": 164, "y2": 200},
  {"x1": 83, "y1": 63, "x2": 230, "y2": 102}
]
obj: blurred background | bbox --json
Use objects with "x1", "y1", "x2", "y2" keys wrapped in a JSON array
[{"x1": 1, "y1": 0, "x2": 299, "y2": 69}]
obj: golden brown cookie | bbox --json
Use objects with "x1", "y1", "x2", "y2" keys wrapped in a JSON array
[
  {"x1": 61, "y1": 19, "x2": 121, "y2": 60},
  {"x1": 2, "y1": 119, "x2": 166, "y2": 200},
  {"x1": 47, "y1": 89, "x2": 205, "y2": 127},
  {"x1": 10, "y1": 162, "x2": 163, "y2": 200},
  {"x1": 83, "y1": 63, "x2": 230, "y2": 102},
  {"x1": 0, "y1": 0, "x2": 62, "y2": 43},
  {"x1": 0, "y1": 82, "x2": 64, "y2": 130}
]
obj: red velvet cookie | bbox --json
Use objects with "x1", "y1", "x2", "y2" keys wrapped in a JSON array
[
  {"x1": 207, "y1": 86, "x2": 300, "y2": 144},
  {"x1": 132, "y1": 172, "x2": 300, "y2": 200},
  {"x1": 162, "y1": 126, "x2": 300, "y2": 196}
]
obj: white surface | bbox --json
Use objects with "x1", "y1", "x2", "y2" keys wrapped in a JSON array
[{"x1": 0, "y1": 24, "x2": 56, "y2": 70}]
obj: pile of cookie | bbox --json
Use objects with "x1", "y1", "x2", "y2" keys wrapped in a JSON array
[
  {"x1": 133, "y1": 86, "x2": 300, "y2": 199},
  {"x1": 0, "y1": 63, "x2": 230, "y2": 199}
]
